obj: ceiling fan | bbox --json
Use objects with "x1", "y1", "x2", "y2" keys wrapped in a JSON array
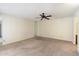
[{"x1": 36, "y1": 13, "x2": 52, "y2": 20}]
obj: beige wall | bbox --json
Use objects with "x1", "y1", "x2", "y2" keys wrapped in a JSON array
[
  {"x1": 1, "y1": 14, "x2": 35, "y2": 44},
  {"x1": 36, "y1": 17, "x2": 73, "y2": 41}
]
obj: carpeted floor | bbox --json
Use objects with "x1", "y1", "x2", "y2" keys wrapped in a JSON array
[{"x1": 0, "y1": 37, "x2": 78, "y2": 56}]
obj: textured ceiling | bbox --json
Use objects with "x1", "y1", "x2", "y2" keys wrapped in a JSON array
[{"x1": 0, "y1": 3, "x2": 79, "y2": 20}]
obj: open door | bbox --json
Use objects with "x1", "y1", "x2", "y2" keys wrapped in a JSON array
[{"x1": 73, "y1": 16, "x2": 78, "y2": 45}]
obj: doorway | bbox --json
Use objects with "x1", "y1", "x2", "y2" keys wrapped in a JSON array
[{"x1": 73, "y1": 16, "x2": 78, "y2": 45}]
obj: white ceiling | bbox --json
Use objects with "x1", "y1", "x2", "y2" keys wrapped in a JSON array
[{"x1": 0, "y1": 3, "x2": 79, "y2": 20}]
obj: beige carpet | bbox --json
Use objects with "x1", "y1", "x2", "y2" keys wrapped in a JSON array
[{"x1": 0, "y1": 37, "x2": 78, "y2": 56}]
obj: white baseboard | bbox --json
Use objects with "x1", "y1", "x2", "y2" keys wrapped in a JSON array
[
  {"x1": 2, "y1": 37, "x2": 34, "y2": 45},
  {"x1": 36, "y1": 36, "x2": 72, "y2": 42}
]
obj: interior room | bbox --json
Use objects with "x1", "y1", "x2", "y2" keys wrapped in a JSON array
[{"x1": 0, "y1": 3, "x2": 79, "y2": 56}]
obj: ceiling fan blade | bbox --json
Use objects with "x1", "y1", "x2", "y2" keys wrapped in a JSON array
[
  {"x1": 46, "y1": 15, "x2": 52, "y2": 17},
  {"x1": 45, "y1": 17, "x2": 49, "y2": 20},
  {"x1": 41, "y1": 18, "x2": 43, "y2": 20}
]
